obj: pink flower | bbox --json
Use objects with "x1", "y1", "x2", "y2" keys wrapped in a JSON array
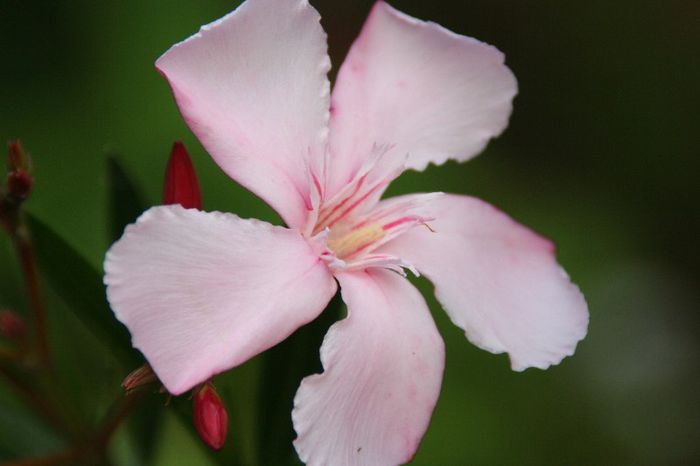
[{"x1": 104, "y1": 1, "x2": 589, "y2": 464}]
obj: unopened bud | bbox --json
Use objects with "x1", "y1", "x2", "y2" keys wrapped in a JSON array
[
  {"x1": 0, "y1": 309, "x2": 25, "y2": 340},
  {"x1": 193, "y1": 382, "x2": 228, "y2": 451},
  {"x1": 5, "y1": 140, "x2": 33, "y2": 202},
  {"x1": 163, "y1": 142, "x2": 202, "y2": 209},
  {"x1": 7, "y1": 171, "x2": 33, "y2": 201},
  {"x1": 122, "y1": 363, "x2": 158, "y2": 393},
  {"x1": 7, "y1": 140, "x2": 29, "y2": 172}
]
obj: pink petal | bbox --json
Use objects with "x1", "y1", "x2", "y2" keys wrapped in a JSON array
[
  {"x1": 156, "y1": 0, "x2": 331, "y2": 229},
  {"x1": 380, "y1": 194, "x2": 589, "y2": 371},
  {"x1": 327, "y1": 1, "x2": 517, "y2": 198},
  {"x1": 293, "y1": 270, "x2": 444, "y2": 466},
  {"x1": 104, "y1": 205, "x2": 336, "y2": 395}
]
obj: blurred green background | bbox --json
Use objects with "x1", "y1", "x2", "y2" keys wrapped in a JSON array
[{"x1": 1, "y1": 0, "x2": 698, "y2": 464}]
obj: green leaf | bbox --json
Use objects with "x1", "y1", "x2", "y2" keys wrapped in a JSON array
[
  {"x1": 107, "y1": 156, "x2": 147, "y2": 242},
  {"x1": 256, "y1": 293, "x2": 343, "y2": 466},
  {"x1": 25, "y1": 213, "x2": 138, "y2": 366}
]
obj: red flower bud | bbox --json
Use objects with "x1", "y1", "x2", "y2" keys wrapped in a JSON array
[
  {"x1": 7, "y1": 140, "x2": 29, "y2": 172},
  {"x1": 122, "y1": 363, "x2": 158, "y2": 393},
  {"x1": 163, "y1": 142, "x2": 202, "y2": 209},
  {"x1": 7, "y1": 171, "x2": 33, "y2": 201},
  {"x1": 5, "y1": 140, "x2": 33, "y2": 202},
  {"x1": 0, "y1": 309, "x2": 25, "y2": 340},
  {"x1": 193, "y1": 382, "x2": 228, "y2": 451}
]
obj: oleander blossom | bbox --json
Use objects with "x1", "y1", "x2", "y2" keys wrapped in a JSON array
[{"x1": 104, "y1": 1, "x2": 589, "y2": 464}]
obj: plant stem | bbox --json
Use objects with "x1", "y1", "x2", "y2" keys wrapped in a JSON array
[
  {"x1": 96, "y1": 390, "x2": 146, "y2": 449},
  {"x1": 0, "y1": 447, "x2": 83, "y2": 466},
  {"x1": 13, "y1": 224, "x2": 50, "y2": 368},
  {"x1": 0, "y1": 391, "x2": 146, "y2": 466},
  {"x1": 0, "y1": 365, "x2": 73, "y2": 437},
  {"x1": 0, "y1": 347, "x2": 19, "y2": 362}
]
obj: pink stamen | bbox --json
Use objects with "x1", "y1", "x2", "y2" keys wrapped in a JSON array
[
  {"x1": 353, "y1": 198, "x2": 411, "y2": 229},
  {"x1": 325, "y1": 180, "x2": 384, "y2": 229},
  {"x1": 316, "y1": 174, "x2": 367, "y2": 228},
  {"x1": 382, "y1": 216, "x2": 416, "y2": 231}
]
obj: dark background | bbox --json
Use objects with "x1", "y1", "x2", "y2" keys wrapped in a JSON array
[{"x1": 1, "y1": 0, "x2": 698, "y2": 464}]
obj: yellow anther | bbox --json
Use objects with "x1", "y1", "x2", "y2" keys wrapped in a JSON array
[{"x1": 327, "y1": 224, "x2": 385, "y2": 259}]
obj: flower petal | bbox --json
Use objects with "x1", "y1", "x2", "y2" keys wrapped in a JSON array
[
  {"x1": 327, "y1": 1, "x2": 517, "y2": 197},
  {"x1": 104, "y1": 205, "x2": 336, "y2": 395},
  {"x1": 156, "y1": 0, "x2": 331, "y2": 229},
  {"x1": 293, "y1": 269, "x2": 444, "y2": 466},
  {"x1": 380, "y1": 194, "x2": 589, "y2": 370}
]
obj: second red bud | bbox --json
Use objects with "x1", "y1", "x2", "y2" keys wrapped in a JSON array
[
  {"x1": 0, "y1": 309, "x2": 25, "y2": 341},
  {"x1": 163, "y1": 142, "x2": 202, "y2": 209},
  {"x1": 193, "y1": 382, "x2": 228, "y2": 451}
]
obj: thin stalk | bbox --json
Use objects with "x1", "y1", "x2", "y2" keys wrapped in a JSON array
[
  {"x1": 95, "y1": 390, "x2": 146, "y2": 449},
  {"x1": 0, "y1": 347, "x2": 19, "y2": 362},
  {"x1": 13, "y1": 224, "x2": 50, "y2": 368},
  {"x1": 0, "y1": 447, "x2": 83, "y2": 466},
  {"x1": 0, "y1": 391, "x2": 146, "y2": 466},
  {"x1": 0, "y1": 365, "x2": 74, "y2": 437}
]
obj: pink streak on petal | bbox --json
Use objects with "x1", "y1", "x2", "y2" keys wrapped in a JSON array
[
  {"x1": 104, "y1": 205, "x2": 337, "y2": 395},
  {"x1": 293, "y1": 269, "x2": 444, "y2": 466},
  {"x1": 311, "y1": 172, "x2": 323, "y2": 200},
  {"x1": 379, "y1": 194, "x2": 589, "y2": 370},
  {"x1": 327, "y1": 1, "x2": 517, "y2": 199},
  {"x1": 382, "y1": 216, "x2": 416, "y2": 231},
  {"x1": 155, "y1": 0, "x2": 331, "y2": 230}
]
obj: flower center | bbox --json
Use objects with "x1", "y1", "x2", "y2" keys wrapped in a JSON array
[
  {"x1": 305, "y1": 144, "x2": 439, "y2": 274},
  {"x1": 325, "y1": 223, "x2": 385, "y2": 260}
]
